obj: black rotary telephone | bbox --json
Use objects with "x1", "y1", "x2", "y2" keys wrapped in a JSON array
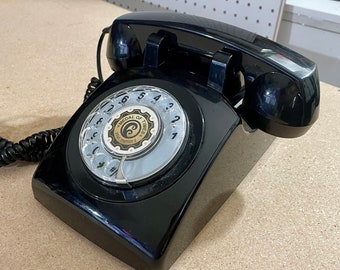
[{"x1": 29, "y1": 12, "x2": 319, "y2": 270}]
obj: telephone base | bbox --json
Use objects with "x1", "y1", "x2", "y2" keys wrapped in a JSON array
[{"x1": 32, "y1": 125, "x2": 273, "y2": 269}]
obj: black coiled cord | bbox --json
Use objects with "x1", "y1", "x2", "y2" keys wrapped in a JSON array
[
  {"x1": 0, "y1": 129, "x2": 62, "y2": 167},
  {"x1": 0, "y1": 26, "x2": 110, "y2": 168},
  {"x1": 84, "y1": 77, "x2": 102, "y2": 102}
]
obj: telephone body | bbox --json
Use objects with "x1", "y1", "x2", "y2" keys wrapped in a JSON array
[{"x1": 32, "y1": 12, "x2": 319, "y2": 269}]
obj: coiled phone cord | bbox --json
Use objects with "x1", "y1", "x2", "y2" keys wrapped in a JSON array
[
  {"x1": 0, "y1": 27, "x2": 110, "y2": 167},
  {"x1": 0, "y1": 129, "x2": 62, "y2": 166}
]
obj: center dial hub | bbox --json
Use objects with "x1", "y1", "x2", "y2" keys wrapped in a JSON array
[{"x1": 104, "y1": 106, "x2": 160, "y2": 156}]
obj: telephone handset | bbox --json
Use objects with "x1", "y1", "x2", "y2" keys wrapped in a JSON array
[
  {"x1": 32, "y1": 12, "x2": 319, "y2": 270},
  {"x1": 107, "y1": 12, "x2": 319, "y2": 137}
]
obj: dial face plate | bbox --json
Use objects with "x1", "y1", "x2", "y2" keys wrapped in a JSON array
[{"x1": 79, "y1": 85, "x2": 188, "y2": 185}]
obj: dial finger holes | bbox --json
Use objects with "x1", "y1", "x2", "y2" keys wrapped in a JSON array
[{"x1": 79, "y1": 84, "x2": 188, "y2": 185}]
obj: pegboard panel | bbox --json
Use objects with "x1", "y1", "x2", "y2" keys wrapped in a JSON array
[{"x1": 106, "y1": 0, "x2": 285, "y2": 40}]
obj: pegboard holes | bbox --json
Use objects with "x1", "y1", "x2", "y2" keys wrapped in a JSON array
[{"x1": 106, "y1": 0, "x2": 285, "y2": 40}]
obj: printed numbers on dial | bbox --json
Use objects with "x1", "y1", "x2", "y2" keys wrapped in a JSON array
[{"x1": 79, "y1": 85, "x2": 188, "y2": 185}]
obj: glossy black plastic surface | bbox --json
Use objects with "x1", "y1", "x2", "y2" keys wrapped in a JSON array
[{"x1": 107, "y1": 11, "x2": 320, "y2": 138}]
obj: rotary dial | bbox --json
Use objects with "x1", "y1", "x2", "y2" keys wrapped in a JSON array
[{"x1": 79, "y1": 85, "x2": 188, "y2": 185}]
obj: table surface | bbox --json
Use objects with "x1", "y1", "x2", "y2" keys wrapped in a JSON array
[{"x1": 0, "y1": 0, "x2": 339, "y2": 269}]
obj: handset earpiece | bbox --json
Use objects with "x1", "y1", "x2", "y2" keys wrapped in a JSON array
[
  {"x1": 106, "y1": 23, "x2": 143, "y2": 71},
  {"x1": 241, "y1": 72, "x2": 316, "y2": 138}
]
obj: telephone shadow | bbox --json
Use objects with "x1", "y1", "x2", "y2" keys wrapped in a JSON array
[{"x1": 0, "y1": 114, "x2": 70, "y2": 142}]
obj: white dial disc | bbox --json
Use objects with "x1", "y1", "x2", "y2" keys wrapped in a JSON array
[{"x1": 79, "y1": 85, "x2": 188, "y2": 185}]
